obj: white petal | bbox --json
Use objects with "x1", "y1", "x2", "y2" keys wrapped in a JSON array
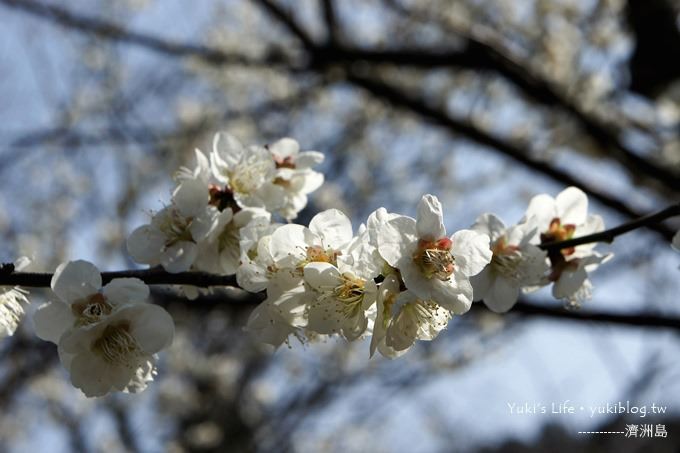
[
  {"x1": 469, "y1": 267, "x2": 494, "y2": 302},
  {"x1": 102, "y1": 278, "x2": 149, "y2": 306},
  {"x1": 296, "y1": 151, "x2": 324, "y2": 168},
  {"x1": 471, "y1": 213, "x2": 507, "y2": 242},
  {"x1": 51, "y1": 260, "x2": 102, "y2": 303},
  {"x1": 523, "y1": 194, "x2": 557, "y2": 231},
  {"x1": 416, "y1": 194, "x2": 446, "y2": 239},
  {"x1": 245, "y1": 302, "x2": 294, "y2": 347},
  {"x1": 552, "y1": 268, "x2": 588, "y2": 299},
  {"x1": 268, "y1": 137, "x2": 299, "y2": 158},
  {"x1": 213, "y1": 131, "x2": 246, "y2": 167},
  {"x1": 255, "y1": 183, "x2": 287, "y2": 212},
  {"x1": 190, "y1": 207, "x2": 219, "y2": 241},
  {"x1": 485, "y1": 277, "x2": 520, "y2": 313},
  {"x1": 578, "y1": 214, "x2": 604, "y2": 235},
  {"x1": 237, "y1": 263, "x2": 270, "y2": 293},
  {"x1": 270, "y1": 224, "x2": 316, "y2": 268},
  {"x1": 160, "y1": 242, "x2": 198, "y2": 273},
  {"x1": 450, "y1": 230, "x2": 492, "y2": 277},
  {"x1": 376, "y1": 215, "x2": 417, "y2": 267},
  {"x1": 309, "y1": 209, "x2": 353, "y2": 249},
  {"x1": 129, "y1": 305, "x2": 175, "y2": 354},
  {"x1": 430, "y1": 277, "x2": 472, "y2": 314},
  {"x1": 126, "y1": 225, "x2": 166, "y2": 265},
  {"x1": 173, "y1": 178, "x2": 209, "y2": 218},
  {"x1": 556, "y1": 186, "x2": 588, "y2": 225},
  {"x1": 69, "y1": 353, "x2": 116, "y2": 397},
  {"x1": 33, "y1": 301, "x2": 74, "y2": 343},
  {"x1": 398, "y1": 256, "x2": 433, "y2": 300},
  {"x1": 303, "y1": 262, "x2": 340, "y2": 291}
]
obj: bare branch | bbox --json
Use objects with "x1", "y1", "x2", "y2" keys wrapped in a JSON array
[
  {"x1": 251, "y1": 0, "x2": 316, "y2": 49},
  {"x1": 345, "y1": 73, "x2": 677, "y2": 241},
  {"x1": 0, "y1": 0, "x2": 289, "y2": 67}
]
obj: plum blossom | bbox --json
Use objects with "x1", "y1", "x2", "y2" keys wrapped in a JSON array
[
  {"x1": 267, "y1": 138, "x2": 324, "y2": 220},
  {"x1": 376, "y1": 194, "x2": 492, "y2": 314},
  {"x1": 59, "y1": 303, "x2": 174, "y2": 397},
  {"x1": 33, "y1": 260, "x2": 174, "y2": 397},
  {"x1": 244, "y1": 284, "x2": 311, "y2": 348},
  {"x1": 193, "y1": 208, "x2": 271, "y2": 275},
  {"x1": 33, "y1": 260, "x2": 150, "y2": 343},
  {"x1": 370, "y1": 274, "x2": 451, "y2": 358},
  {"x1": 470, "y1": 214, "x2": 548, "y2": 312},
  {"x1": 523, "y1": 186, "x2": 610, "y2": 307},
  {"x1": 0, "y1": 256, "x2": 31, "y2": 338},
  {"x1": 127, "y1": 178, "x2": 218, "y2": 273},
  {"x1": 236, "y1": 221, "x2": 284, "y2": 293},
  {"x1": 210, "y1": 132, "x2": 285, "y2": 212},
  {"x1": 303, "y1": 225, "x2": 382, "y2": 340},
  {"x1": 268, "y1": 209, "x2": 354, "y2": 277}
]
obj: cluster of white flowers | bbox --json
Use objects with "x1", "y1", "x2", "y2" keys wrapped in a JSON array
[
  {"x1": 232, "y1": 186, "x2": 613, "y2": 357},
  {"x1": 126, "y1": 133, "x2": 323, "y2": 276},
  {"x1": 33, "y1": 260, "x2": 174, "y2": 397},
  {"x1": 10, "y1": 131, "x2": 671, "y2": 398}
]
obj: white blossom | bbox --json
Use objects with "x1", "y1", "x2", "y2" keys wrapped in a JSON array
[
  {"x1": 376, "y1": 194, "x2": 492, "y2": 314},
  {"x1": 244, "y1": 284, "x2": 311, "y2": 348},
  {"x1": 210, "y1": 132, "x2": 285, "y2": 212},
  {"x1": 0, "y1": 256, "x2": 31, "y2": 338},
  {"x1": 33, "y1": 260, "x2": 150, "y2": 343},
  {"x1": 58, "y1": 303, "x2": 174, "y2": 397},
  {"x1": 127, "y1": 178, "x2": 218, "y2": 273},
  {"x1": 470, "y1": 214, "x2": 548, "y2": 312},
  {"x1": 267, "y1": 137, "x2": 324, "y2": 220},
  {"x1": 268, "y1": 209, "x2": 354, "y2": 277},
  {"x1": 236, "y1": 222, "x2": 283, "y2": 293},
  {"x1": 302, "y1": 221, "x2": 382, "y2": 339},
  {"x1": 370, "y1": 274, "x2": 451, "y2": 358},
  {"x1": 33, "y1": 260, "x2": 174, "y2": 397},
  {"x1": 194, "y1": 208, "x2": 271, "y2": 275},
  {"x1": 523, "y1": 186, "x2": 610, "y2": 306}
]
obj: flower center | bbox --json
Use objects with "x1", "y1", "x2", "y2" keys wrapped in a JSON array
[
  {"x1": 490, "y1": 236, "x2": 523, "y2": 279},
  {"x1": 412, "y1": 238, "x2": 455, "y2": 280},
  {"x1": 158, "y1": 208, "x2": 194, "y2": 248},
  {"x1": 273, "y1": 155, "x2": 296, "y2": 169},
  {"x1": 209, "y1": 184, "x2": 240, "y2": 212},
  {"x1": 540, "y1": 218, "x2": 576, "y2": 256},
  {"x1": 540, "y1": 217, "x2": 578, "y2": 281},
  {"x1": 92, "y1": 322, "x2": 141, "y2": 366},
  {"x1": 305, "y1": 245, "x2": 340, "y2": 266},
  {"x1": 333, "y1": 273, "x2": 366, "y2": 316},
  {"x1": 72, "y1": 293, "x2": 113, "y2": 326},
  {"x1": 227, "y1": 157, "x2": 271, "y2": 195}
]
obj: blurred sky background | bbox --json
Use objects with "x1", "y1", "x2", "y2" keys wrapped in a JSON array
[{"x1": 0, "y1": 0, "x2": 679, "y2": 452}]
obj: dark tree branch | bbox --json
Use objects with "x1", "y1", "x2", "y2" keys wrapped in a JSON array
[
  {"x1": 251, "y1": 0, "x2": 316, "y2": 50},
  {"x1": 345, "y1": 73, "x2": 677, "y2": 241},
  {"x1": 321, "y1": 0, "x2": 339, "y2": 44},
  {"x1": 0, "y1": 0, "x2": 290, "y2": 66},
  {"x1": 379, "y1": 0, "x2": 680, "y2": 194},
  {"x1": 506, "y1": 300, "x2": 680, "y2": 331}
]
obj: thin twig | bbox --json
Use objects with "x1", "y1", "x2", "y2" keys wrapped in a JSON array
[{"x1": 540, "y1": 201, "x2": 680, "y2": 251}]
